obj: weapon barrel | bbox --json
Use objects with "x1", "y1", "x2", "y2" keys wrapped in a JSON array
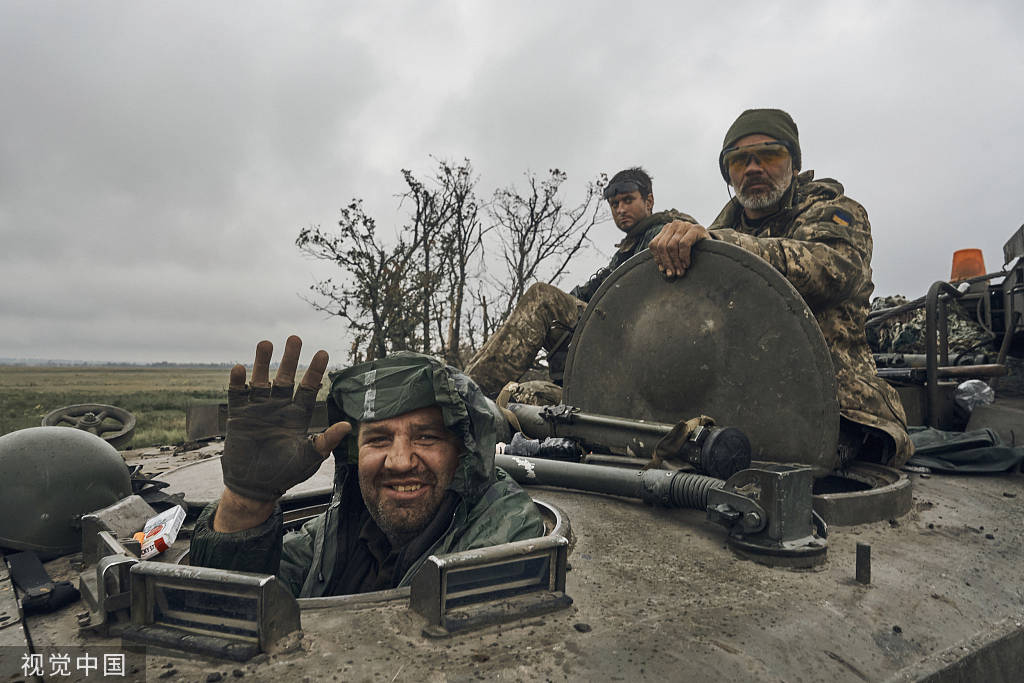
[
  {"x1": 496, "y1": 453, "x2": 646, "y2": 498},
  {"x1": 876, "y1": 364, "x2": 1007, "y2": 383},
  {"x1": 507, "y1": 403, "x2": 671, "y2": 459},
  {"x1": 936, "y1": 364, "x2": 1007, "y2": 378},
  {"x1": 495, "y1": 454, "x2": 723, "y2": 510}
]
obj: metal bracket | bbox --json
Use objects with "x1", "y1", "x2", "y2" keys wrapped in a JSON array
[
  {"x1": 123, "y1": 563, "x2": 301, "y2": 662},
  {"x1": 707, "y1": 465, "x2": 827, "y2": 568},
  {"x1": 81, "y1": 495, "x2": 156, "y2": 566},
  {"x1": 78, "y1": 529, "x2": 139, "y2": 636},
  {"x1": 409, "y1": 534, "x2": 572, "y2": 638},
  {"x1": 540, "y1": 404, "x2": 579, "y2": 424},
  {"x1": 0, "y1": 551, "x2": 28, "y2": 652},
  {"x1": 78, "y1": 497, "x2": 302, "y2": 661},
  {"x1": 706, "y1": 488, "x2": 767, "y2": 535}
]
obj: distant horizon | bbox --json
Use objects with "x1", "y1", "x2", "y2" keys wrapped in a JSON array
[
  {"x1": 0, "y1": 357, "x2": 237, "y2": 367},
  {"x1": 0, "y1": 357, "x2": 338, "y2": 370}
]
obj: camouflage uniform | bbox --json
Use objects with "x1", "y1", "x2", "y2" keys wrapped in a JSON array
[
  {"x1": 868, "y1": 294, "x2": 994, "y2": 356},
  {"x1": 708, "y1": 171, "x2": 913, "y2": 466},
  {"x1": 466, "y1": 209, "x2": 696, "y2": 397},
  {"x1": 498, "y1": 380, "x2": 564, "y2": 407},
  {"x1": 464, "y1": 282, "x2": 582, "y2": 397}
]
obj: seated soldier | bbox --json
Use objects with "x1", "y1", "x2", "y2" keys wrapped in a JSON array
[
  {"x1": 648, "y1": 108, "x2": 913, "y2": 467},
  {"x1": 465, "y1": 167, "x2": 696, "y2": 397},
  {"x1": 190, "y1": 336, "x2": 544, "y2": 597}
]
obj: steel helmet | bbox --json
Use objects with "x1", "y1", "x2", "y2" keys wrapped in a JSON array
[{"x1": 0, "y1": 427, "x2": 132, "y2": 558}]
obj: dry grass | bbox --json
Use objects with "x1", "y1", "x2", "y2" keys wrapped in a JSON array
[
  {"x1": 0, "y1": 366, "x2": 231, "y2": 448},
  {"x1": 1, "y1": 365, "x2": 334, "y2": 448}
]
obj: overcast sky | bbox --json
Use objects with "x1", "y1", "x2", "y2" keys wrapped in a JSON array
[{"x1": 2, "y1": 1, "x2": 1022, "y2": 364}]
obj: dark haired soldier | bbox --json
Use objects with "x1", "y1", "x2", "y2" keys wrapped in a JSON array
[
  {"x1": 465, "y1": 167, "x2": 696, "y2": 398},
  {"x1": 648, "y1": 109, "x2": 912, "y2": 467}
]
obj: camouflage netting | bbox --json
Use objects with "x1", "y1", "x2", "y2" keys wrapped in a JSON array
[
  {"x1": 868, "y1": 294, "x2": 1024, "y2": 396},
  {"x1": 867, "y1": 294, "x2": 996, "y2": 357}
]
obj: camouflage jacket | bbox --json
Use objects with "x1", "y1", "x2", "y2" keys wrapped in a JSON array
[
  {"x1": 708, "y1": 171, "x2": 913, "y2": 465},
  {"x1": 571, "y1": 209, "x2": 697, "y2": 302},
  {"x1": 191, "y1": 360, "x2": 545, "y2": 597}
]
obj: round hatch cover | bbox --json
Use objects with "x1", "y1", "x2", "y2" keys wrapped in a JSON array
[{"x1": 562, "y1": 242, "x2": 839, "y2": 468}]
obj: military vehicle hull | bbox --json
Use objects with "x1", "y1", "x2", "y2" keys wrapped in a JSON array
[
  {"x1": 10, "y1": 454, "x2": 1023, "y2": 682},
  {"x1": 6, "y1": 241, "x2": 1024, "y2": 681}
]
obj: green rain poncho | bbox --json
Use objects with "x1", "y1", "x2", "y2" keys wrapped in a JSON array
[{"x1": 190, "y1": 352, "x2": 544, "y2": 597}]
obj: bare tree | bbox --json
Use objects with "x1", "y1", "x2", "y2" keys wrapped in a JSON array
[
  {"x1": 398, "y1": 159, "x2": 488, "y2": 365},
  {"x1": 486, "y1": 169, "x2": 607, "y2": 324},
  {"x1": 297, "y1": 160, "x2": 605, "y2": 363},
  {"x1": 399, "y1": 169, "x2": 445, "y2": 355},
  {"x1": 296, "y1": 201, "x2": 422, "y2": 362},
  {"x1": 296, "y1": 160, "x2": 488, "y2": 363},
  {"x1": 435, "y1": 160, "x2": 487, "y2": 365}
]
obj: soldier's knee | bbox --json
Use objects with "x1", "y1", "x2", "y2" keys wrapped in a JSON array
[{"x1": 523, "y1": 282, "x2": 562, "y2": 303}]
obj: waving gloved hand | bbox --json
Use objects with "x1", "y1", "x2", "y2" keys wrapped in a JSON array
[{"x1": 221, "y1": 335, "x2": 351, "y2": 503}]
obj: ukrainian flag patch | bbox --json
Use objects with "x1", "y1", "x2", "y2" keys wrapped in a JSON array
[{"x1": 831, "y1": 209, "x2": 852, "y2": 226}]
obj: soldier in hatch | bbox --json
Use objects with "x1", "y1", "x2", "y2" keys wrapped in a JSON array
[
  {"x1": 464, "y1": 167, "x2": 696, "y2": 399},
  {"x1": 190, "y1": 336, "x2": 544, "y2": 596},
  {"x1": 647, "y1": 108, "x2": 913, "y2": 467}
]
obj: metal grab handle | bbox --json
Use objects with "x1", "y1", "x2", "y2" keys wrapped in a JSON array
[{"x1": 925, "y1": 280, "x2": 965, "y2": 426}]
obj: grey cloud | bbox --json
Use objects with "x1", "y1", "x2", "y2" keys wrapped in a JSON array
[{"x1": 2, "y1": 1, "x2": 1023, "y2": 362}]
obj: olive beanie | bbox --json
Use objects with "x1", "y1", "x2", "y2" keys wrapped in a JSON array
[{"x1": 719, "y1": 108, "x2": 801, "y2": 181}]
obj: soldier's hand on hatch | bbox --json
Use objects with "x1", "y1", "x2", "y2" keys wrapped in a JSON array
[
  {"x1": 214, "y1": 336, "x2": 351, "y2": 532},
  {"x1": 648, "y1": 220, "x2": 710, "y2": 279}
]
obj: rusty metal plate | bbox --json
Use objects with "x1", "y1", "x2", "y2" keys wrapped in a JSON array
[
  {"x1": 160, "y1": 455, "x2": 335, "y2": 509},
  {"x1": 563, "y1": 242, "x2": 839, "y2": 468},
  {"x1": 185, "y1": 401, "x2": 226, "y2": 441}
]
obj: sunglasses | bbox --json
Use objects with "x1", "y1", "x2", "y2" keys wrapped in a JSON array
[{"x1": 721, "y1": 141, "x2": 791, "y2": 175}]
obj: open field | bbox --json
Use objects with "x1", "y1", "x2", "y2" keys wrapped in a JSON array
[
  {"x1": 0, "y1": 365, "x2": 331, "y2": 448},
  {"x1": 0, "y1": 366, "x2": 227, "y2": 447}
]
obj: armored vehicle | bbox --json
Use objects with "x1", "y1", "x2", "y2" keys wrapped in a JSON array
[{"x1": 3, "y1": 235, "x2": 1023, "y2": 682}]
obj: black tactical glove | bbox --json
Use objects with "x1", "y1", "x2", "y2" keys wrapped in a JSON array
[{"x1": 221, "y1": 381, "x2": 326, "y2": 502}]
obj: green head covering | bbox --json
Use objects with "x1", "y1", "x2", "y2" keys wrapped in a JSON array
[
  {"x1": 327, "y1": 351, "x2": 498, "y2": 503},
  {"x1": 719, "y1": 108, "x2": 801, "y2": 182}
]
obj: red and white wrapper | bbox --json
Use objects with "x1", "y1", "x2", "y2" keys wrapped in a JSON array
[{"x1": 138, "y1": 505, "x2": 186, "y2": 559}]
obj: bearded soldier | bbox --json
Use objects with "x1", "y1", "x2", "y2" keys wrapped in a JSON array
[
  {"x1": 190, "y1": 336, "x2": 544, "y2": 596},
  {"x1": 648, "y1": 109, "x2": 913, "y2": 467}
]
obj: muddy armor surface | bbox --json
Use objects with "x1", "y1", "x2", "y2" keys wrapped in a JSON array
[
  {"x1": 466, "y1": 210, "x2": 695, "y2": 396},
  {"x1": 708, "y1": 170, "x2": 913, "y2": 465}
]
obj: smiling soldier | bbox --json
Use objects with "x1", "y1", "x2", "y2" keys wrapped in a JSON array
[
  {"x1": 190, "y1": 337, "x2": 544, "y2": 596},
  {"x1": 465, "y1": 167, "x2": 697, "y2": 398},
  {"x1": 647, "y1": 108, "x2": 913, "y2": 468}
]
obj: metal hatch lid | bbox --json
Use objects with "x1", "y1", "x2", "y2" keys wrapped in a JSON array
[{"x1": 562, "y1": 242, "x2": 839, "y2": 469}]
